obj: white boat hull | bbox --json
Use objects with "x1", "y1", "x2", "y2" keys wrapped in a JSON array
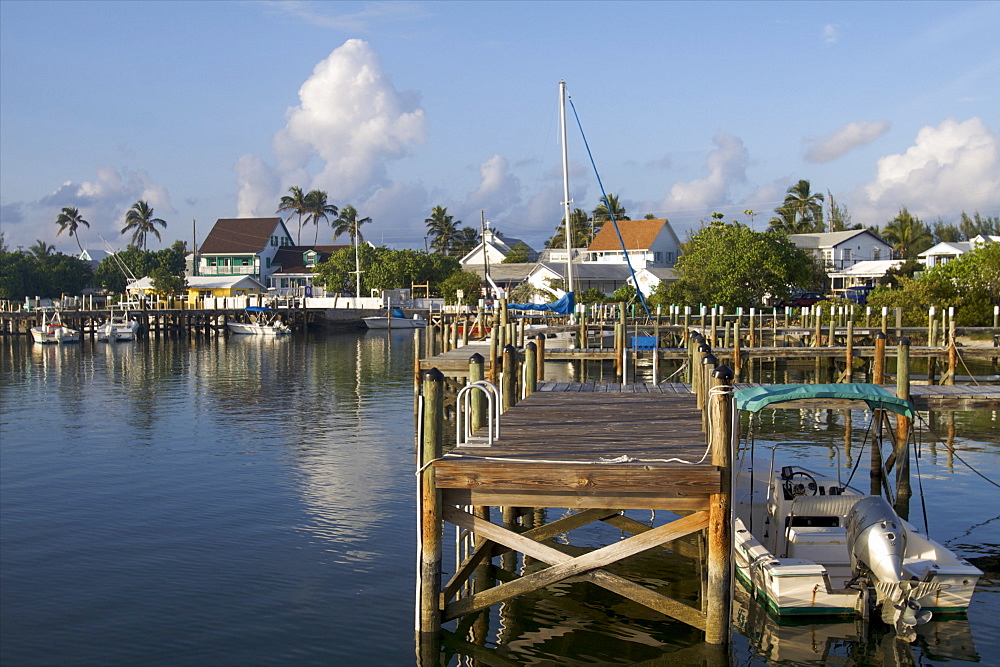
[
  {"x1": 734, "y1": 463, "x2": 982, "y2": 622},
  {"x1": 30, "y1": 312, "x2": 80, "y2": 344},
  {"x1": 227, "y1": 322, "x2": 290, "y2": 335},
  {"x1": 96, "y1": 318, "x2": 140, "y2": 341},
  {"x1": 363, "y1": 316, "x2": 426, "y2": 329}
]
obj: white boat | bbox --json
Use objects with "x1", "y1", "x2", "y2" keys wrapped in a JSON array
[
  {"x1": 227, "y1": 307, "x2": 291, "y2": 335},
  {"x1": 30, "y1": 311, "x2": 80, "y2": 344},
  {"x1": 732, "y1": 383, "x2": 982, "y2": 642},
  {"x1": 96, "y1": 309, "x2": 140, "y2": 341},
  {"x1": 363, "y1": 308, "x2": 427, "y2": 329}
]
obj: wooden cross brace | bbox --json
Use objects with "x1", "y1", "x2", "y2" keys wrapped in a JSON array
[{"x1": 441, "y1": 505, "x2": 709, "y2": 631}]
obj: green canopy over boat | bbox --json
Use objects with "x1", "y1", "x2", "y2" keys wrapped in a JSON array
[{"x1": 735, "y1": 383, "x2": 914, "y2": 419}]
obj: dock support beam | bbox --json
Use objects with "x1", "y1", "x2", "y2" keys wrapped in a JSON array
[
  {"x1": 705, "y1": 365, "x2": 733, "y2": 645},
  {"x1": 417, "y1": 369, "x2": 444, "y2": 665}
]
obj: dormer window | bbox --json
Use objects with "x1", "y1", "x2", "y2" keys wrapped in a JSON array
[{"x1": 304, "y1": 251, "x2": 317, "y2": 266}]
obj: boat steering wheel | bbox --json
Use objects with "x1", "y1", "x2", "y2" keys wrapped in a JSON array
[{"x1": 785, "y1": 471, "x2": 818, "y2": 497}]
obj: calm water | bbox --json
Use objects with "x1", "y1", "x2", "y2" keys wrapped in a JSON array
[{"x1": 1, "y1": 333, "x2": 997, "y2": 665}]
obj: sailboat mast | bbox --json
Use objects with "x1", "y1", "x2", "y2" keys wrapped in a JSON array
[{"x1": 559, "y1": 81, "x2": 573, "y2": 296}]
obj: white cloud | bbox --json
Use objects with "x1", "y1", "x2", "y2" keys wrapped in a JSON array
[
  {"x1": 823, "y1": 23, "x2": 840, "y2": 44},
  {"x1": 0, "y1": 166, "x2": 176, "y2": 251},
  {"x1": 235, "y1": 39, "x2": 426, "y2": 217},
  {"x1": 855, "y1": 117, "x2": 1000, "y2": 223},
  {"x1": 805, "y1": 120, "x2": 890, "y2": 163},
  {"x1": 265, "y1": 1, "x2": 430, "y2": 32},
  {"x1": 462, "y1": 154, "x2": 522, "y2": 219},
  {"x1": 660, "y1": 132, "x2": 749, "y2": 213},
  {"x1": 234, "y1": 154, "x2": 278, "y2": 218}
]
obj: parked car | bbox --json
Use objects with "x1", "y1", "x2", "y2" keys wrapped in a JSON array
[{"x1": 781, "y1": 292, "x2": 827, "y2": 307}]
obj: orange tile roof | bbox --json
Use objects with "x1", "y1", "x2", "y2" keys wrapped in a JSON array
[{"x1": 586, "y1": 219, "x2": 668, "y2": 252}]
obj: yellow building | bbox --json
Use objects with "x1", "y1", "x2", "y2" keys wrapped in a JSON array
[{"x1": 128, "y1": 275, "x2": 267, "y2": 302}]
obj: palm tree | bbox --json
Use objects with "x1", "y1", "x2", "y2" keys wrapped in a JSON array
[
  {"x1": 452, "y1": 227, "x2": 480, "y2": 257},
  {"x1": 882, "y1": 207, "x2": 933, "y2": 259},
  {"x1": 276, "y1": 186, "x2": 308, "y2": 244},
  {"x1": 304, "y1": 190, "x2": 338, "y2": 245},
  {"x1": 55, "y1": 206, "x2": 90, "y2": 254},
  {"x1": 333, "y1": 205, "x2": 372, "y2": 297},
  {"x1": 122, "y1": 200, "x2": 167, "y2": 251},
  {"x1": 424, "y1": 206, "x2": 459, "y2": 255},
  {"x1": 28, "y1": 240, "x2": 56, "y2": 259},
  {"x1": 546, "y1": 208, "x2": 590, "y2": 249},
  {"x1": 592, "y1": 194, "x2": 629, "y2": 238},
  {"x1": 769, "y1": 180, "x2": 824, "y2": 233}
]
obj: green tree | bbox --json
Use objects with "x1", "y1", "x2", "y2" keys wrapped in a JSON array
[
  {"x1": 932, "y1": 219, "x2": 963, "y2": 243},
  {"x1": 304, "y1": 190, "x2": 338, "y2": 245},
  {"x1": 592, "y1": 193, "x2": 629, "y2": 238},
  {"x1": 881, "y1": 207, "x2": 933, "y2": 259},
  {"x1": 0, "y1": 248, "x2": 93, "y2": 299},
  {"x1": 576, "y1": 288, "x2": 607, "y2": 305},
  {"x1": 501, "y1": 241, "x2": 532, "y2": 264},
  {"x1": 332, "y1": 205, "x2": 371, "y2": 245},
  {"x1": 55, "y1": 207, "x2": 90, "y2": 254},
  {"x1": 611, "y1": 284, "x2": 637, "y2": 303},
  {"x1": 148, "y1": 265, "x2": 188, "y2": 299},
  {"x1": 867, "y1": 243, "x2": 1000, "y2": 326},
  {"x1": 452, "y1": 227, "x2": 480, "y2": 257},
  {"x1": 28, "y1": 240, "x2": 55, "y2": 259},
  {"x1": 425, "y1": 206, "x2": 459, "y2": 255},
  {"x1": 665, "y1": 221, "x2": 824, "y2": 308},
  {"x1": 277, "y1": 186, "x2": 309, "y2": 244},
  {"x1": 439, "y1": 270, "x2": 482, "y2": 306},
  {"x1": 122, "y1": 200, "x2": 167, "y2": 251},
  {"x1": 546, "y1": 208, "x2": 590, "y2": 249},
  {"x1": 959, "y1": 211, "x2": 1000, "y2": 239},
  {"x1": 769, "y1": 180, "x2": 824, "y2": 233},
  {"x1": 826, "y1": 193, "x2": 855, "y2": 232},
  {"x1": 312, "y1": 245, "x2": 461, "y2": 296}
]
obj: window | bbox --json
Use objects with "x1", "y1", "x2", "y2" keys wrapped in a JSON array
[
  {"x1": 207, "y1": 257, "x2": 217, "y2": 267},
  {"x1": 667, "y1": 252, "x2": 674, "y2": 264},
  {"x1": 822, "y1": 249, "x2": 834, "y2": 266},
  {"x1": 266, "y1": 257, "x2": 272, "y2": 268},
  {"x1": 872, "y1": 247, "x2": 881, "y2": 260},
  {"x1": 271, "y1": 236, "x2": 277, "y2": 246},
  {"x1": 199, "y1": 290, "x2": 213, "y2": 298},
  {"x1": 654, "y1": 252, "x2": 663, "y2": 263}
]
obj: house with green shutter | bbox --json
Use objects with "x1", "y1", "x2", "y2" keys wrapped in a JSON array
[{"x1": 197, "y1": 217, "x2": 294, "y2": 287}]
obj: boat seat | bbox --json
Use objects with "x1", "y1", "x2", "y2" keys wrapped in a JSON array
[
  {"x1": 787, "y1": 526, "x2": 850, "y2": 564},
  {"x1": 788, "y1": 494, "x2": 863, "y2": 519}
]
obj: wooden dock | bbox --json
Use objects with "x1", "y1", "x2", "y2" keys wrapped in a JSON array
[{"x1": 416, "y1": 369, "x2": 736, "y2": 663}]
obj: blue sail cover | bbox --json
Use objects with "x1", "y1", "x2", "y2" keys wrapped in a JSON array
[{"x1": 507, "y1": 292, "x2": 575, "y2": 315}]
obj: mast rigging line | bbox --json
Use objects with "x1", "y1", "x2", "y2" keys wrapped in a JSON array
[{"x1": 566, "y1": 92, "x2": 651, "y2": 317}]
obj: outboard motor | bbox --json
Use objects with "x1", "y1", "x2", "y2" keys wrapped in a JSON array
[
  {"x1": 846, "y1": 496, "x2": 933, "y2": 641},
  {"x1": 847, "y1": 496, "x2": 906, "y2": 583}
]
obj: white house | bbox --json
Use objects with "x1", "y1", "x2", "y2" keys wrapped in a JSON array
[
  {"x1": 919, "y1": 235, "x2": 999, "y2": 268},
  {"x1": 460, "y1": 227, "x2": 538, "y2": 265},
  {"x1": 197, "y1": 217, "x2": 294, "y2": 287},
  {"x1": 627, "y1": 267, "x2": 681, "y2": 298},
  {"x1": 525, "y1": 263, "x2": 632, "y2": 302},
  {"x1": 827, "y1": 260, "x2": 905, "y2": 294},
  {"x1": 788, "y1": 230, "x2": 893, "y2": 270},
  {"x1": 583, "y1": 218, "x2": 681, "y2": 268}
]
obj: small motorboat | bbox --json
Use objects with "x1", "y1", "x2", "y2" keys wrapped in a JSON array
[
  {"x1": 96, "y1": 308, "x2": 140, "y2": 341},
  {"x1": 30, "y1": 311, "x2": 80, "y2": 344},
  {"x1": 363, "y1": 308, "x2": 427, "y2": 329},
  {"x1": 732, "y1": 383, "x2": 982, "y2": 642},
  {"x1": 227, "y1": 307, "x2": 291, "y2": 335}
]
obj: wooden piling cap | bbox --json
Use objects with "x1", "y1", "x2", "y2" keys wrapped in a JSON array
[
  {"x1": 468, "y1": 352, "x2": 484, "y2": 363},
  {"x1": 701, "y1": 353, "x2": 719, "y2": 365},
  {"x1": 712, "y1": 365, "x2": 735, "y2": 380},
  {"x1": 422, "y1": 368, "x2": 444, "y2": 381}
]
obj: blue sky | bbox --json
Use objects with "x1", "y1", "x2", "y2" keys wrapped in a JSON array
[{"x1": 2, "y1": 1, "x2": 998, "y2": 254}]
